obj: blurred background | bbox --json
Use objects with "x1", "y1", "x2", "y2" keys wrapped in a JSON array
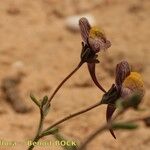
[{"x1": 0, "y1": 0, "x2": 150, "y2": 149}]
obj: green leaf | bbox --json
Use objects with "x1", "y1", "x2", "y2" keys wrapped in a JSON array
[
  {"x1": 136, "y1": 107, "x2": 146, "y2": 112},
  {"x1": 112, "y1": 122, "x2": 138, "y2": 130},
  {"x1": 40, "y1": 95, "x2": 50, "y2": 116},
  {"x1": 41, "y1": 96, "x2": 48, "y2": 106},
  {"x1": 43, "y1": 103, "x2": 51, "y2": 116},
  {"x1": 30, "y1": 93, "x2": 40, "y2": 107}
]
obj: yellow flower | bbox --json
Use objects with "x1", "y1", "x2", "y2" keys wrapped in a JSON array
[{"x1": 122, "y1": 72, "x2": 145, "y2": 96}]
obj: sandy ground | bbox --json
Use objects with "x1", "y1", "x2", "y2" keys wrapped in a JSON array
[{"x1": 0, "y1": 0, "x2": 150, "y2": 149}]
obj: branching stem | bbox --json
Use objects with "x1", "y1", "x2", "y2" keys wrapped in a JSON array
[{"x1": 27, "y1": 100, "x2": 103, "y2": 150}]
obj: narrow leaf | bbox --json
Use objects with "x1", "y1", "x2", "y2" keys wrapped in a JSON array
[
  {"x1": 30, "y1": 93, "x2": 40, "y2": 107},
  {"x1": 112, "y1": 122, "x2": 138, "y2": 130},
  {"x1": 41, "y1": 95, "x2": 48, "y2": 106}
]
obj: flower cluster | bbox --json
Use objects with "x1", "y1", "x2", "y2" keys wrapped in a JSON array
[{"x1": 79, "y1": 18, "x2": 145, "y2": 139}]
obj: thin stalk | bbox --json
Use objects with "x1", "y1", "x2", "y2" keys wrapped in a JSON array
[
  {"x1": 27, "y1": 100, "x2": 103, "y2": 150},
  {"x1": 36, "y1": 110, "x2": 44, "y2": 136},
  {"x1": 42, "y1": 101, "x2": 103, "y2": 135},
  {"x1": 27, "y1": 136, "x2": 40, "y2": 150},
  {"x1": 27, "y1": 110, "x2": 45, "y2": 150},
  {"x1": 48, "y1": 61, "x2": 84, "y2": 103}
]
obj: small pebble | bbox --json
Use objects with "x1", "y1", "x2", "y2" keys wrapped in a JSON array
[
  {"x1": 7, "y1": 6, "x2": 20, "y2": 15},
  {"x1": 11, "y1": 60, "x2": 26, "y2": 76},
  {"x1": 12, "y1": 61, "x2": 24, "y2": 70}
]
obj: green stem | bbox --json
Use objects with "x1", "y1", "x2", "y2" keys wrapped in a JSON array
[{"x1": 48, "y1": 61, "x2": 84, "y2": 103}]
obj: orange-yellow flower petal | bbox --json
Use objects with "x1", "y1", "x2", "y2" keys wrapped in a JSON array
[
  {"x1": 88, "y1": 27, "x2": 111, "y2": 53},
  {"x1": 122, "y1": 72, "x2": 145, "y2": 96},
  {"x1": 89, "y1": 26, "x2": 105, "y2": 39}
]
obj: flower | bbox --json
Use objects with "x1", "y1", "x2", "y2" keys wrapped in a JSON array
[
  {"x1": 79, "y1": 17, "x2": 111, "y2": 93},
  {"x1": 104, "y1": 60, "x2": 145, "y2": 139},
  {"x1": 116, "y1": 61, "x2": 145, "y2": 100},
  {"x1": 79, "y1": 17, "x2": 111, "y2": 53}
]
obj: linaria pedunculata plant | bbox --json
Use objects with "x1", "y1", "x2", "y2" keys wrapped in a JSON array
[{"x1": 27, "y1": 17, "x2": 149, "y2": 150}]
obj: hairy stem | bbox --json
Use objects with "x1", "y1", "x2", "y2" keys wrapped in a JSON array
[
  {"x1": 27, "y1": 136, "x2": 40, "y2": 150},
  {"x1": 48, "y1": 61, "x2": 84, "y2": 103},
  {"x1": 37, "y1": 110, "x2": 44, "y2": 135},
  {"x1": 42, "y1": 101, "x2": 103, "y2": 136},
  {"x1": 27, "y1": 110, "x2": 45, "y2": 150},
  {"x1": 27, "y1": 100, "x2": 103, "y2": 150}
]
